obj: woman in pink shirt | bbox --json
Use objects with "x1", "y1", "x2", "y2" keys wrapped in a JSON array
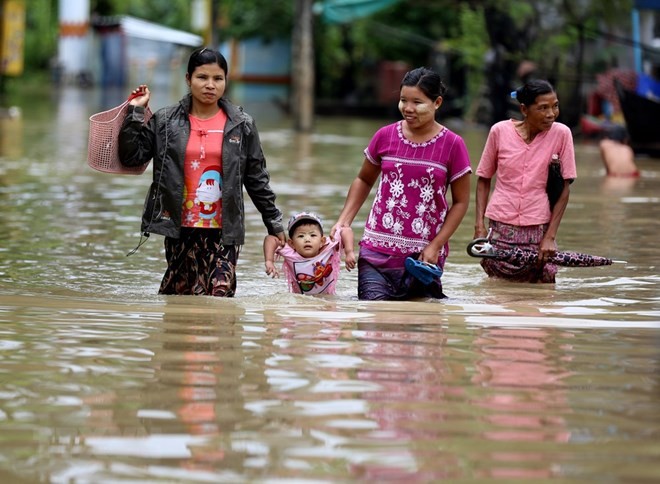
[
  {"x1": 333, "y1": 67, "x2": 472, "y2": 300},
  {"x1": 474, "y1": 79, "x2": 577, "y2": 283}
]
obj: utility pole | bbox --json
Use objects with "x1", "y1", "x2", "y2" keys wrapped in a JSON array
[
  {"x1": 58, "y1": 0, "x2": 91, "y2": 85},
  {"x1": 291, "y1": 0, "x2": 314, "y2": 132},
  {"x1": 192, "y1": 0, "x2": 212, "y2": 45}
]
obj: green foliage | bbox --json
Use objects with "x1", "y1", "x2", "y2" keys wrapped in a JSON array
[
  {"x1": 561, "y1": 0, "x2": 633, "y2": 23},
  {"x1": 352, "y1": 1, "x2": 464, "y2": 67},
  {"x1": 23, "y1": 0, "x2": 58, "y2": 71},
  {"x1": 308, "y1": 0, "x2": 637, "y2": 113},
  {"x1": 91, "y1": 0, "x2": 132, "y2": 15},
  {"x1": 447, "y1": 6, "x2": 488, "y2": 69},
  {"x1": 446, "y1": 5, "x2": 489, "y2": 115},
  {"x1": 10, "y1": 0, "x2": 642, "y2": 119},
  {"x1": 217, "y1": 0, "x2": 294, "y2": 42},
  {"x1": 494, "y1": 0, "x2": 535, "y2": 28},
  {"x1": 122, "y1": 0, "x2": 192, "y2": 32},
  {"x1": 314, "y1": 23, "x2": 351, "y2": 98},
  {"x1": 313, "y1": 1, "x2": 472, "y2": 100},
  {"x1": 19, "y1": 0, "x2": 196, "y2": 74},
  {"x1": 92, "y1": 0, "x2": 195, "y2": 31},
  {"x1": 523, "y1": 0, "x2": 632, "y2": 75}
]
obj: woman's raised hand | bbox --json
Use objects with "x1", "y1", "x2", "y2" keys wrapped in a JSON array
[{"x1": 129, "y1": 85, "x2": 150, "y2": 108}]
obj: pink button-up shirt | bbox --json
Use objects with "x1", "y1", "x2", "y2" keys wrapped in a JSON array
[{"x1": 476, "y1": 119, "x2": 577, "y2": 226}]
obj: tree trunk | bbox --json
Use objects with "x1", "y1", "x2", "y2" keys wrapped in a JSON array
[{"x1": 291, "y1": 0, "x2": 314, "y2": 132}]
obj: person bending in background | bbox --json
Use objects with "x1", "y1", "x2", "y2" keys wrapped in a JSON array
[
  {"x1": 119, "y1": 47, "x2": 285, "y2": 297},
  {"x1": 332, "y1": 67, "x2": 472, "y2": 300},
  {"x1": 474, "y1": 79, "x2": 577, "y2": 283}
]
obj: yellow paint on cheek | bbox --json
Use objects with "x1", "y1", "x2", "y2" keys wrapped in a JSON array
[
  {"x1": 416, "y1": 103, "x2": 432, "y2": 115},
  {"x1": 398, "y1": 101, "x2": 405, "y2": 112}
]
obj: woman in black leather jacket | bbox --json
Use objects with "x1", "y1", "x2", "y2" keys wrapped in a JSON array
[{"x1": 119, "y1": 47, "x2": 285, "y2": 297}]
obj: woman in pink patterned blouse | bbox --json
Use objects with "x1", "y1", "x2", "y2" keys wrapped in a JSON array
[{"x1": 332, "y1": 67, "x2": 472, "y2": 300}]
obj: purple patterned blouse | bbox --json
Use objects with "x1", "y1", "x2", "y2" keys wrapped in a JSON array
[{"x1": 360, "y1": 121, "x2": 472, "y2": 264}]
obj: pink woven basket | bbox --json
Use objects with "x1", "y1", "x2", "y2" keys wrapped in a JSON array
[{"x1": 87, "y1": 97, "x2": 153, "y2": 175}]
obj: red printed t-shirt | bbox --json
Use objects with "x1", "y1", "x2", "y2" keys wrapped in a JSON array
[
  {"x1": 182, "y1": 110, "x2": 227, "y2": 228},
  {"x1": 476, "y1": 119, "x2": 577, "y2": 226}
]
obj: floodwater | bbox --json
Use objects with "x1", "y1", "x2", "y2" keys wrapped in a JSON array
[{"x1": 0, "y1": 85, "x2": 659, "y2": 483}]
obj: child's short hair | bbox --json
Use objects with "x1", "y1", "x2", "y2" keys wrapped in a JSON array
[{"x1": 287, "y1": 212, "x2": 323, "y2": 238}]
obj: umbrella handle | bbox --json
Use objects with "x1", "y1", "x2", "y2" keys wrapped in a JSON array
[{"x1": 467, "y1": 238, "x2": 498, "y2": 258}]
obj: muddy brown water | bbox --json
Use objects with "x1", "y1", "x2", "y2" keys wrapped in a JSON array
[{"x1": 0, "y1": 86, "x2": 658, "y2": 482}]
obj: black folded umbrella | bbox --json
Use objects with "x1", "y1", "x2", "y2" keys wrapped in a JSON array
[{"x1": 467, "y1": 238, "x2": 625, "y2": 267}]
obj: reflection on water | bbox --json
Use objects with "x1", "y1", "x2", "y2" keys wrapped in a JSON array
[{"x1": 0, "y1": 86, "x2": 658, "y2": 481}]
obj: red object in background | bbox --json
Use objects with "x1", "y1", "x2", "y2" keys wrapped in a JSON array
[
  {"x1": 595, "y1": 68, "x2": 638, "y2": 114},
  {"x1": 377, "y1": 61, "x2": 410, "y2": 105}
]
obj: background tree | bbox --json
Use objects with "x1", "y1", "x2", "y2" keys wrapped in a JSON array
[
  {"x1": 93, "y1": 0, "x2": 193, "y2": 31},
  {"x1": 14, "y1": 0, "x2": 639, "y2": 129},
  {"x1": 557, "y1": 0, "x2": 634, "y2": 125},
  {"x1": 215, "y1": 0, "x2": 293, "y2": 42},
  {"x1": 481, "y1": 1, "x2": 536, "y2": 123},
  {"x1": 23, "y1": 0, "x2": 59, "y2": 72},
  {"x1": 131, "y1": 0, "x2": 636, "y2": 127}
]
